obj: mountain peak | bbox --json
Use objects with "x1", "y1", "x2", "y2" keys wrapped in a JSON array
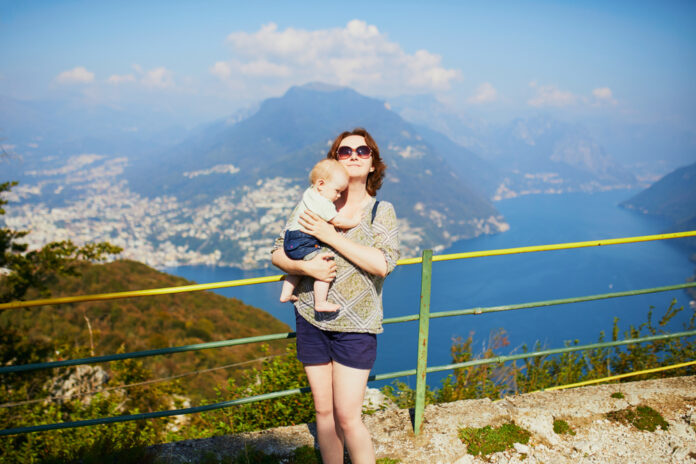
[{"x1": 293, "y1": 82, "x2": 348, "y2": 93}]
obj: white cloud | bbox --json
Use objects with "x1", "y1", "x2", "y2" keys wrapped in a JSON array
[
  {"x1": 527, "y1": 82, "x2": 577, "y2": 107},
  {"x1": 55, "y1": 66, "x2": 95, "y2": 84},
  {"x1": 214, "y1": 20, "x2": 461, "y2": 95},
  {"x1": 241, "y1": 60, "x2": 291, "y2": 77},
  {"x1": 210, "y1": 61, "x2": 232, "y2": 80},
  {"x1": 107, "y1": 74, "x2": 136, "y2": 85},
  {"x1": 468, "y1": 82, "x2": 498, "y2": 104},
  {"x1": 141, "y1": 67, "x2": 174, "y2": 88},
  {"x1": 592, "y1": 87, "x2": 617, "y2": 105}
]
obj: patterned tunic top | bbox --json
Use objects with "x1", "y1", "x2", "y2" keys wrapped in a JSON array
[{"x1": 273, "y1": 196, "x2": 400, "y2": 334}]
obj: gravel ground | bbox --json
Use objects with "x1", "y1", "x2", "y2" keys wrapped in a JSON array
[{"x1": 150, "y1": 375, "x2": 696, "y2": 463}]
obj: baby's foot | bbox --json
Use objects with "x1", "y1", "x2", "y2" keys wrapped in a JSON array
[
  {"x1": 279, "y1": 294, "x2": 298, "y2": 303},
  {"x1": 314, "y1": 301, "x2": 340, "y2": 312}
]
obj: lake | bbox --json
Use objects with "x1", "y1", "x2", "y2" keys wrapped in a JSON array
[{"x1": 165, "y1": 189, "x2": 696, "y2": 388}]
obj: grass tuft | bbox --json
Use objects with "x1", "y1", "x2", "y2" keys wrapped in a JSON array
[
  {"x1": 606, "y1": 405, "x2": 669, "y2": 432},
  {"x1": 610, "y1": 392, "x2": 625, "y2": 399},
  {"x1": 552, "y1": 419, "x2": 576, "y2": 435},
  {"x1": 459, "y1": 422, "x2": 531, "y2": 456}
]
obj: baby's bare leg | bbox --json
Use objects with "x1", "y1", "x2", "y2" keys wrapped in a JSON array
[
  {"x1": 314, "y1": 279, "x2": 339, "y2": 312},
  {"x1": 280, "y1": 275, "x2": 300, "y2": 303}
]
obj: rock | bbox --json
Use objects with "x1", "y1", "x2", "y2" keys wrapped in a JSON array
[
  {"x1": 513, "y1": 443, "x2": 529, "y2": 454},
  {"x1": 363, "y1": 387, "x2": 396, "y2": 411},
  {"x1": 45, "y1": 365, "x2": 109, "y2": 404},
  {"x1": 573, "y1": 440, "x2": 594, "y2": 454}
]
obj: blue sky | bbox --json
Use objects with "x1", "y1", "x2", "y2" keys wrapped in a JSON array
[{"x1": 1, "y1": 0, "x2": 695, "y2": 130}]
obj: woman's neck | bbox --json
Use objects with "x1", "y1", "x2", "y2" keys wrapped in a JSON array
[{"x1": 337, "y1": 180, "x2": 369, "y2": 209}]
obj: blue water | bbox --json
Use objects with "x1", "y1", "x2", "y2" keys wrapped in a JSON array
[{"x1": 165, "y1": 190, "x2": 696, "y2": 388}]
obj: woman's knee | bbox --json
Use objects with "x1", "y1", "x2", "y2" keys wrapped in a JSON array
[
  {"x1": 314, "y1": 404, "x2": 334, "y2": 421},
  {"x1": 334, "y1": 407, "x2": 363, "y2": 432}
]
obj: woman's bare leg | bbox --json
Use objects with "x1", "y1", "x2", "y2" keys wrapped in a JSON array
[
  {"x1": 304, "y1": 363, "x2": 344, "y2": 464},
  {"x1": 314, "y1": 279, "x2": 340, "y2": 312},
  {"x1": 332, "y1": 361, "x2": 374, "y2": 464}
]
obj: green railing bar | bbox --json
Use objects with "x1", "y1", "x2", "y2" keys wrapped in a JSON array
[
  {"x1": 0, "y1": 332, "x2": 296, "y2": 374},
  {"x1": 3, "y1": 329, "x2": 693, "y2": 437},
  {"x1": 0, "y1": 386, "x2": 312, "y2": 437},
  {"x1": 425, "y1": 329, "x2": 696, "y2": 374},
  {"x1": 4, "y1": 281, "x2": 693, "y2": 374},
  {"x1": 381, "y1": 282, "x2": 696, "y2": 325},
  {"x1": 429, "y1": 282, "x2": 696, "y2": 319},
  {"x1": 414, "y1": 250, "x2": 432, "y2": 435},
  {"x1": 383, "y1": 314, "x2": 420, "y2": 324}
]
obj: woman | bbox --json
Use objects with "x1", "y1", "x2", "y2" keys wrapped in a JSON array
[{"x1": 271, "y1": 128, "x2": 399, "y2": 464}]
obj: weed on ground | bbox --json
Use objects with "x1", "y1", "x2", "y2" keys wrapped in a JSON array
[
  {"x1": 606, "y1": 405, "x2": 670, "y2": 432},
  {"x1": 459, "y1": 422, "x2": 531, "y2": 456},
  {"x1": 553, "y1": 419, "x2": 576, "y2": 435}
]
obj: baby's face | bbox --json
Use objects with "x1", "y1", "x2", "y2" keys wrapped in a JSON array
[{"x1": 317, "y1": 172, "x2": 348, "y2": 202}]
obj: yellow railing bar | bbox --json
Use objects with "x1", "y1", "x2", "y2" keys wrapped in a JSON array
[
  {"x1": 0, "y1": 275, "x2": 284, "y2": 310},
  {"x1": 401, "y1": 230, "x2": 696, "y2": 265},
  {"x1": 1, "y1": 231, "x2": 694, "y2": 310},
  {"x1": 539, "y1": 360, "x2": 696, "y2": 392}
]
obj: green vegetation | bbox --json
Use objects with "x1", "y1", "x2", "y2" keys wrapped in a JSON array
[
  {"x1": 176, "y1": 344, "x2": 315, "y2": 438},
  {"x1": 611, "y1": 392, "x2": 625, "y2": 399},
  {"x1": 459, "y1": 422, "x2": 530, "y2": 456},
  {"x1": 552, "y1": 419, "x2": 575, "y2": 435},
  {"x1": 376, "y1": 458, "x2": 401, "y2": 464},
  {"x1": 384, "y1": 300, "x2": 696, "y2": 407},
  {"x1": 606, "y1": 405, "x2": 670, "y2": 432},
  {"x1": 0, "y1": 259, "x2": 291, "y2": 400}
]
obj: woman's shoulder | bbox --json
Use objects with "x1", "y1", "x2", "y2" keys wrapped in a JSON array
[
  {"x1": 372, "y1": 199, "x2": 397, "y2": 224},
  {"x1": 375, "y1": 199, "x2": 396, "y2": 214}
]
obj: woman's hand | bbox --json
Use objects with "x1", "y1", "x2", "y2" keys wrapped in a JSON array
[
  {"x1": 304, "y1": 252, "x2": 337, "y2": 282},
  {"x1": 298, "y1": 210, "x2": 338, "y2": 244}
]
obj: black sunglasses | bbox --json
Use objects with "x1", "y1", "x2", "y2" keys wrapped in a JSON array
[{"x1": 336, "y1": 145, "x2": 372, "y2": 159}]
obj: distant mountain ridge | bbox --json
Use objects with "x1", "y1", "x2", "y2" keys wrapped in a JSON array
[
  {"x1": 123, "y1": 83, "x2": 509, "y2": 264},
  {"x1": 620, "y1": 161, "x2": 696, "y2": 249},
  {"x1": 389, "y1": 95, "x2": 639, "y2": 197}
]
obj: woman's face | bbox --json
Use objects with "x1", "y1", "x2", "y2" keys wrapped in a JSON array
[{"x1": 337, "y1": 135, "x2": 374, "y2": 181}]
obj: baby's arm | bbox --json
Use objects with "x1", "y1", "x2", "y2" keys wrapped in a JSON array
[{"x1": 330, "y1": 211, "x2": 361, "y2": 229}]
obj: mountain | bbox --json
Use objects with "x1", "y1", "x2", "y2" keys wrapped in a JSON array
[
  {"x1": 123, "y1": 83, "x2": 508, "y2": 263},
  {"x1": 620, "y1": 161, "x2": 696, "y2": 239},
  {"x1": 621, "y1": 161, "x2": 696, "y2": 302},
  {"x1": 0, "y1": 259, "x2": 291, "y2": 399},
  {"x1": 389, "y1": 96, "x2": 638, "y2": 197}
]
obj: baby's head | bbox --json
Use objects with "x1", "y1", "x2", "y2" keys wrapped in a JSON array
[{"x1": 309, "y1": 159, "x2": 349, "y2": 202}]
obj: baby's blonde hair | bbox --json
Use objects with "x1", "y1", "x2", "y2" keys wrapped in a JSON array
[{"x1": 309, "y1": 159, "x2": 347, "y2": 185}]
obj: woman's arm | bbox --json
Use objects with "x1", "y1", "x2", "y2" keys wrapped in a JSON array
[
  {"x1": 271, "y1": 248, "x2": 338, "y2": 282},
  {"x1": 298, "y1": 210, "x2": 389, "y2": 278}
]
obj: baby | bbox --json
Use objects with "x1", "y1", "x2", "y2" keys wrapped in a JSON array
[{"x1": 279, "y1": 159, "x2": 360, "y2": 311}]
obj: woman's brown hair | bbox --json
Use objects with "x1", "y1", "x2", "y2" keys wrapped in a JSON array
[{"x1": 326, "y1": 127, "x2": 386, "y2": 196}]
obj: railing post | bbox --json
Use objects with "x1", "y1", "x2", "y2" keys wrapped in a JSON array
[{"x1": 414, "y1": 249, "x2": 432, "y2": 435}]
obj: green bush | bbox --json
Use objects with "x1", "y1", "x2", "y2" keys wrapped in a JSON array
[{"x1": 383, "y1": 300, "x2": 696, "y2": 405}]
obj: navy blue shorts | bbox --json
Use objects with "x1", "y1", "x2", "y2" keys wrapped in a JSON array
[
  {"x1": 294, "y1": 309, "x2": 377, "y2": 370},
  {"x1": 284, "y1": 229, "x2": 322, "y2": 260}
]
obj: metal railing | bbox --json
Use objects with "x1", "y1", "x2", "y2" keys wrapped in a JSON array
[{"x1": 1, "y1": 231, "x2": 695, "y2": 437}]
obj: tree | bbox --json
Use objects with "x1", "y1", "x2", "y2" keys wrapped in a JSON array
[{"x1": 0, "y1": 180, "x2": 122, "y2": 303}]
